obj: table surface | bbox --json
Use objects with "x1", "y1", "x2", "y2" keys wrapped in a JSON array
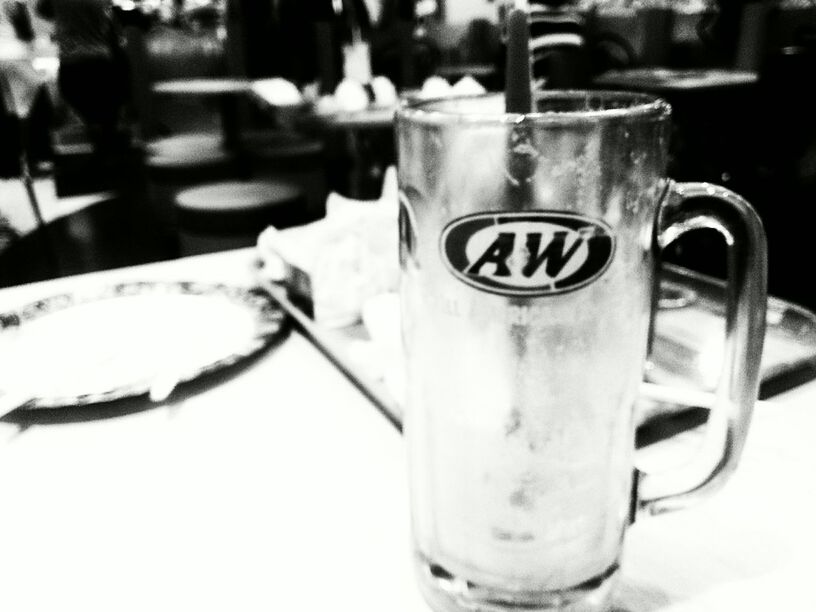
[
  {"x1": 151, "y1": 78, "x2": 254, "y2": 96},
  {"x1": 435, "y1": 63, "x2": 498, "y2": 80},
  {"x1": 0, "y1": 247, "x2": 814, "y2": 611},
  {"x1": 593, "y1": 68, "x2": 759, "y2": 92}
]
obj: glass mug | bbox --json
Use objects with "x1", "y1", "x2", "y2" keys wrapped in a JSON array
[{"x1": 395, "y1": 92, "x2": 767, "y2": 612}]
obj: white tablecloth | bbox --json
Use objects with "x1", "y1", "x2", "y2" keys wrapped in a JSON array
[{"x1": 0, "y1": 248, "x2": 813, "y2": 611}]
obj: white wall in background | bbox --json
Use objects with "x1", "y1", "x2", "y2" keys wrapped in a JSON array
[{"x1": 445, "y1": 0, "x2": 497, "y2": 24}]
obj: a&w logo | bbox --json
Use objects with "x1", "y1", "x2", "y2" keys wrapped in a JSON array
[{"x1": 440, "y1": 211, "x2": 615, "y2": 297}]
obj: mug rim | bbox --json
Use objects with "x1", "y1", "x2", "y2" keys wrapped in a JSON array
[{"x1": 397, "y1": 90, "x2": 671, "y2": 126}]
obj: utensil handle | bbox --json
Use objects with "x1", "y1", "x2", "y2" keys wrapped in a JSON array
[
  {"x1": 636, "y1": 181, "x2": 768, "y2": 516},
  {"x1": 253, "y1": 264, "x2": 403, "y2": 432}
]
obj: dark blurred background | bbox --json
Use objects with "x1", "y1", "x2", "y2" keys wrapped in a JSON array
[{"x1": 1, "y1": 0, "x2": 814, "y2": 308}]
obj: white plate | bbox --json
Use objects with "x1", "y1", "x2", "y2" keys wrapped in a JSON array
[{"x1": 0, "y1": 281, "x2": 286, "y2": 409}]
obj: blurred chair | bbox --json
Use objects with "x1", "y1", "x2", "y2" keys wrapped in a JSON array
[
  {"x1": 145, "y1": 132, "x2": 226, "y2": 159},
  {"x1": 240, "y1": 129, "x2": 328, "y2": 223},
  {"x1": 125, "y1": 23, "x2": 227, "y2": 141},
  {"x1": 143, "y1": 136, "x2": 238, "y2": 241},
  {"x1": 121, "y1": 21, "x2": 241, "y2": 240},
  {"x1": 173, "y1": 179, "x2": 307, "y2": 256},
  {"x1": 0, "y1": 55, "x2": 49, "y2": 228},
  {"x1": 50, "y1": 121, "x2": 108, "y2": 197}
]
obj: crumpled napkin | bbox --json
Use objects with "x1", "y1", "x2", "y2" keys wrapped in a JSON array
[{"x1": 256, "y1": 167, "x2": 400, "y2": 328}]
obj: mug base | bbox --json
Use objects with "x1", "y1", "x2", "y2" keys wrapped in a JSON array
[{"x1": 414, "y1": 555, "x2": 618, "y2": 612}]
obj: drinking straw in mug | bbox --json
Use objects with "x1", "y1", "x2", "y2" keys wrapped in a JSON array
[{"x1": 505, "y1": 2, "x2": 532, "y2": 114}]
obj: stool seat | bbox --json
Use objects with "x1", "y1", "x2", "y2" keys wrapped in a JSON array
[
  {"x1": 146, "y1": 133, "x2": 233, "y2": 169},
  {"x1": 174, "y1": 179, "x2": 307, "y2": 255},
  {"x1": 240, "y1": 130, "x2": 328, "y2": 221},
  {"x1": 143, "y1": 135, "x2": 238, "y2": 236},
  {"x1": 175, "y1": 180, "x2": 303, "y2": 214},
  {"x1": 145, "y1": 133, "x2": 224, "y2": 158}
]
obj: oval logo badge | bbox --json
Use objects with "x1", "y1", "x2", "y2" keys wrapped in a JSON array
[{"x1": 440, "y1": 211, "x2": 615, "y2": 297}]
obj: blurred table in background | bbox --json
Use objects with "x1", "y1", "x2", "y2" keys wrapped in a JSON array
[
  {"x1": 593, "y1": 67, "x2": 758, "y2": 93},
  {"x1": 0, "y1": 189, "x2": 177, "y2": 289},
  {"x1": 152, "y1": 77, "x2": 253, "y2": 150}
]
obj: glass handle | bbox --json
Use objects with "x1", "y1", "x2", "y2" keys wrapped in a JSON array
[{"x1": 636, "y1": 181, "x2": 768, "y2": 516}]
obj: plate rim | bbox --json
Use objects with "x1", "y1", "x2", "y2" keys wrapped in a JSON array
[{"x1": 0, "y1": 280, "x2": 287, "y2": 409}]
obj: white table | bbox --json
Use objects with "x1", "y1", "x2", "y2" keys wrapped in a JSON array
[{"x1": 0, "y1": 248, "x2": 814, "y2": 611}]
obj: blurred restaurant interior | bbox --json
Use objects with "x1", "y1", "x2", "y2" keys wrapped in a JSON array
[
  {"x1": 4, "y1": 2, "x2": 816, "y2": 609},
  {"x1": 0, "y1": 0, "x2": 814, "y2": 307}
]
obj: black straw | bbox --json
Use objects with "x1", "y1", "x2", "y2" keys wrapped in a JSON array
[{"x1": 505, "y1": 8, "x2": 532, "y2": 114}]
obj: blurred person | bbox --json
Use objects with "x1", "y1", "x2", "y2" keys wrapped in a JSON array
[
  {"x1": 496, "y1": 0, "x2": 591, "y2": 91},
  {"x1": 35, "y1": 0, "x2": 130, "y2": 154},
  {"x1": 528, "y1": 0, "x2": 590, "y2": 89},
  {"x1": 373, "y1": 0, "x2": 442, "y2": 89},
  {"x1": 0, "y1": 1, "x2": 54, "y2": 178},
  {"x1": 330, "y1": 0, "x2": 374, "y2": 87},
  {"x1": 270, "y1": 0, "x2": 374, "y2": 90}
]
